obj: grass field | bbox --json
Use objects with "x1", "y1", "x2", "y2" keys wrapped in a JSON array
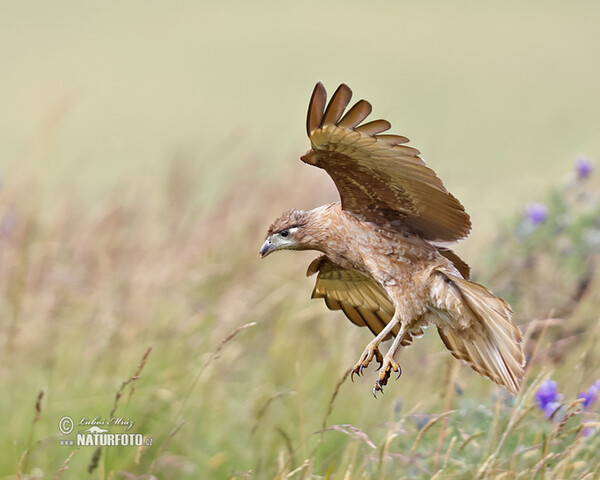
[{"x1": 2, "y1": 2, "x2": 600, "y2": 479}]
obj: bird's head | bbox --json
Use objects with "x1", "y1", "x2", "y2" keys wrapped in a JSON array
[{"x1": 259, "y1": 209, "x2": 309, "y2": 258}]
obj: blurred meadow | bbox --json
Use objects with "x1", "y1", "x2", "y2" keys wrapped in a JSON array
[{"x1": 2, "y1": 1, "x2": 600, "y2": 479}]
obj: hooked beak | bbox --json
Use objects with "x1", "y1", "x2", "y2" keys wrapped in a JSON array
[{"x1": 259, "y1": 240, "x2": 275, "y2": 258}]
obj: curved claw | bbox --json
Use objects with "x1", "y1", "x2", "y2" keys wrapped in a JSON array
[
  {"x1": 374, "y1": 348, "x2": 383, "y2": 370},
  {"x1": 396, "y1": 367, "x2": 403, "y2": 380},
  {"x1": 373, "y1": 380, "x2": 385, "y2": 396}
]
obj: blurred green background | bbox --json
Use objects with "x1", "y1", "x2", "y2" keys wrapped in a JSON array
[
  {"x1": 2, "y1": 1, "x2": 599, "y2": 243},
  {"x1": 1, "y1": 2, "x2": 600, "y2": 479}
]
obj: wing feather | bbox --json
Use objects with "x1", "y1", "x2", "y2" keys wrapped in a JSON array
[
  {"x1": 430, "y1": 271, "x2": 525, "y2": 396},
  {"x1": 340, "y1": 303, "x2": 367, "y2": 328},
  {"x1": 337, "y1": 100, "x2": 372, "y2": 129},
  {"x1": 306, "y1": 81, "x2": 327, "y2": 136},
  {"x1": 307, "y1": 256, "x2": 420, "y2": 345},
  {"x1": 356, "y1": 307, "x2": 385, "y2": 336},
  {"x1": 355, "y1": 119, "x2": 392, "y2": 136},
  {"x1": 436, "y1": 247, "x2": 471, "y2": 279},
  {"x1": 302, "y1": 82, "x2": 471, "y2": 242},
  {"x1": 322, "y1": 84, "x2": 353, "y2": 126},
  {"x1": 375, "y1": 134, "x2": 414, "y2": 148}
]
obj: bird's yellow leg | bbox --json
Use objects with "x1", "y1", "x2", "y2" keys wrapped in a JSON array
[
  {"x1": 372, "y1": 323, "x2": 408, "y2": 396},
  {"x1": 350, "y1": 314, "x2": 401, "y2": 381}
]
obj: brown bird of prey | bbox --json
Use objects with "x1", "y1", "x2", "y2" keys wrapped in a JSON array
[{"x1": 259, "y1": 82, "x2": 525, "y2": 396}]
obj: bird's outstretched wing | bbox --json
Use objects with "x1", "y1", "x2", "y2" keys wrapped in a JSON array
[
  {"x1": 306, "y1": 256, "x2": 425, "y2": 346},
  {"x1": 301, "y1": 82, "x2": 471, "y2": 243}
]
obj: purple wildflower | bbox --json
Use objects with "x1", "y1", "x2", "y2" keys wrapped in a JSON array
[
  {"x1": 583, "y1": 426, "x2": 596, "y2": 437},
  {"x1": 578, "y1": 380, "x2": 600, "y2": 410},
  {"x1": 579, "y1": 391, "x2": 597, "y2": 409},
  {"x1": 575, "y1": 156, "x2": 594, "y2": 179},
  {"x1": 535, "y1": 379, "x2": 559, "y2": 409},
  {"x1": 535, "y1": 380, "x2": 565, "y2": 420},
  {"x1": 526, "y1": 203, "x2": 548, "y2": 225}
]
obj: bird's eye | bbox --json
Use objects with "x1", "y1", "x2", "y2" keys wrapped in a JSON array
[{"x1": 280, "y1": 229, "x2": 289, "y2": 238}]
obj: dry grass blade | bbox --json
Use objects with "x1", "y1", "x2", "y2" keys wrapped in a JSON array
[
  {"x1": 87, "y1": 346, "x2": 153, "y2": 474},
  {"x1": 314, "y1": 424, "x2": 376, "y2": 449},
  {"x1": 550, "y1": 398, "x2": 585, "y2": 438},
  {"x1": 519, "y1": 318, "x2": 564, "y2": 334},
  {"x1": 204, "y1": 322, "x2": 257, "y2": 368},
  {"x1": 109, "y1": 345, "x2": 153, "y2": 419},
  {"x1": 411, "y1": 411, "x2": 457, "y2": 453},
  {"x1": 20, "y1": 389, "x2": 46, "y2": 475},
  {"x1": 128, "y1": 346, "x2": 153, "y2": 401},
  {"x1": 285, "y1": 458, "x2": 310, "y2": 478},
  {"x1": 434, "y1": 360, "x2": 457, "y2": 469},
  {"x1": 175, "y1": 321, "x2": 257, "y2": 421},
  {"x1": 582, "y1": 421, "x2": 600, "y2": 429},
  {"x1": 321, "y1": 368, "x2": 350, "y2": 429},
  {"x1": 16, "y1": 449, "x2": 27, "y2": 480},
  {"x1": 276, "y1": 427, "x2": 296, "y2": 466},
  {"x1": 54, "y1": 449, "x2": 79, "y2": 480},
  {"x1": 429, "y1": 468, "x2": 444, "y2": 480},
  {"x1": 443, "y1": 435, "x2": 457, "y2": 469},
  {"x1": 523, "y1": 312, "x2": 555, "y2": 368},
  {"x1": 250, "y1": 391, "x2": 296, "y2": 439},
  {"x1": 376, "y1": 431, "x2": 399, "y2": 478},
  {"x1": 457, "y1": 430, "x2": 485, "y2": 454}
]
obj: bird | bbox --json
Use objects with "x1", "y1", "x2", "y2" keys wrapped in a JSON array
[{"x1": 259, "y1": 81, "x2": 525, "y2": 397}]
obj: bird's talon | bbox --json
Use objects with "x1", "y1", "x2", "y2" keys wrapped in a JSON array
[
  {"x1": 374, "y1": 380, "x2": 384, "y2": 394},
  {"x1": 352, "y1": 347, "x2": 402, "y2": 394},
  {"x1": 374, "y1": 348, "x2": 383, "y2": 368},
  {"x1": 351, "y1": 343, "x2": 379, "y2": 379}
]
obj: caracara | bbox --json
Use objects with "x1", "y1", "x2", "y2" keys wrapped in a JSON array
[{"x1": 259, "y1": 82, "x2": 525, "y2": 396}]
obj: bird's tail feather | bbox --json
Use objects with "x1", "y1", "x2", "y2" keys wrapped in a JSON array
[{"x1": 430, "y1": 272, "x2": 525, "y2": 396}]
